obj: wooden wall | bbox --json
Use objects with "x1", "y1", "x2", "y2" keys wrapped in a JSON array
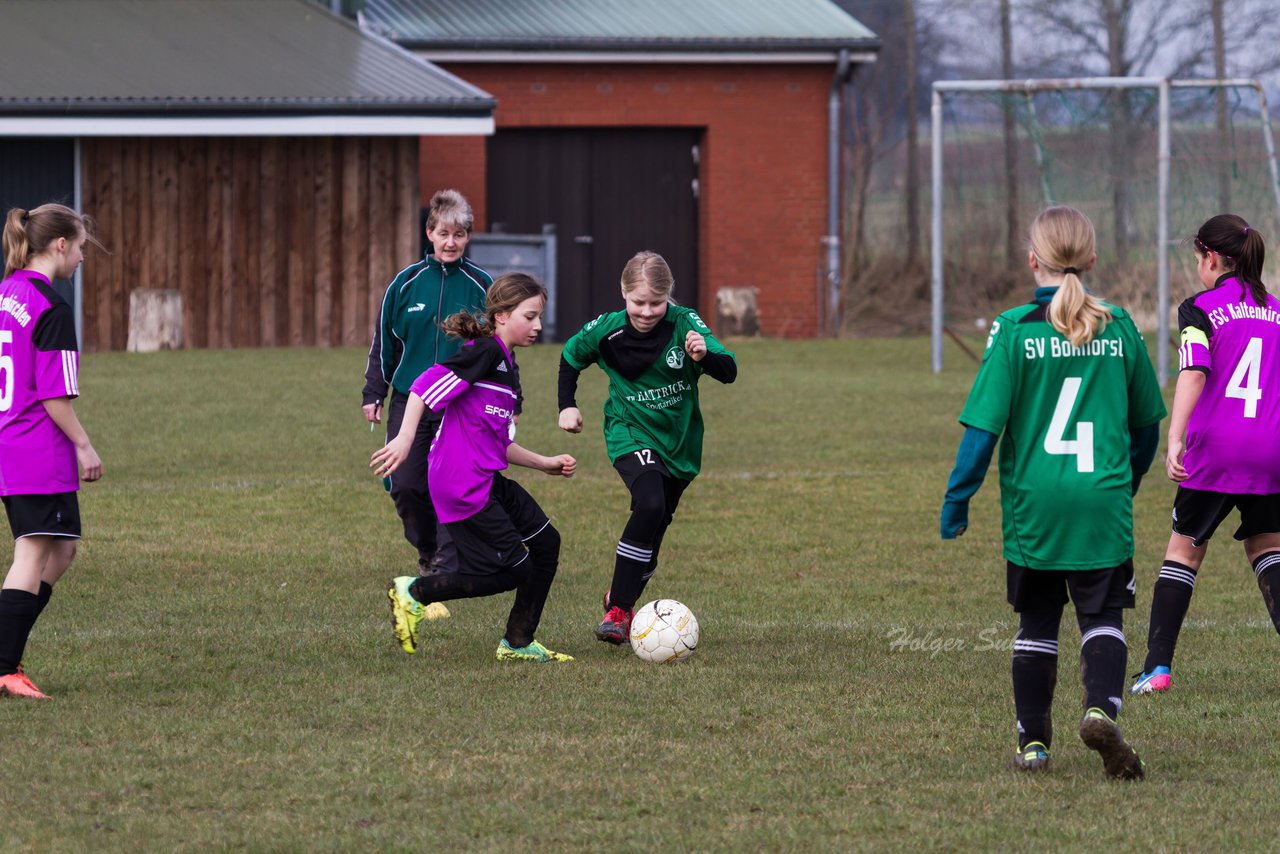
[{"x1": 80, "y1": 136, "x2": 420, "y2": 351}]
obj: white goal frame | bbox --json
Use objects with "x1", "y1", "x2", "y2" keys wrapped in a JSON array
[{"x1": 930, "y1": 77, "x2": 1280, "y2": 384}]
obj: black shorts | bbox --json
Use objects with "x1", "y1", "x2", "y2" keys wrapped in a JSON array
[
  {"x1": 1006, "y1": 559, "x2": 1135, "y2": 615},
  {"x1": 431, "y1": 473, "x2": 549, "y2": 576},
  {"x1": 3, "y1": 492, "x2": 81, "y2": 540},
  {"x1": 1172, "y1": 486, "x2": 1280, "y2": 547},
  {"x1": 613, "y1": 448, "x2": 674, "y2": 489}
]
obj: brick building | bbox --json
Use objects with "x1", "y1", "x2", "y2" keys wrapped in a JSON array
[{"x1": 360, "y1": 0, "x2": 878, "y2": 338}]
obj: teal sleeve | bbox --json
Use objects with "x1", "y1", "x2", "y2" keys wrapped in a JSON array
[
  {"x1": 941, "y1": 427, "x2": 998, "y2": 539},
  {"x1": 1129, "y1": 421, "x2": 1159, "y2": 496}
]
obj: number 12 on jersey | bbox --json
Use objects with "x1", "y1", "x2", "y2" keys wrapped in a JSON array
[{"x1": 1044, "y1": 376, "x2": 1094, "y2": 473}]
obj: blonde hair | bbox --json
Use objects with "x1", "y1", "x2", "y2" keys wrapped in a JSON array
[
  {"x1": 4, "y1": 204, "x2": 97, "y2": 278},
  {"x1": 439, "y1": 273, "x2": 546, "y2": 340},
  {"x1": 425, "y1": 189, "x2": 474, "y2": 234},
  {"x1": 621, "y1": 250, "x2": 676, "y2": 302},
  {"x1": 1030, "y1": 206, "x2": 1110, "y2": 347}
]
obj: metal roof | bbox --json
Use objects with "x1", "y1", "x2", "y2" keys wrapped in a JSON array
[
  {"x1": 0, "y1": 0, "x2": 495, "y2": 115},
  {"x1": 360, "y1": 0, "x2": 879, "y2": 53}
]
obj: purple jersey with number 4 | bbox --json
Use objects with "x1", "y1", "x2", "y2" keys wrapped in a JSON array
[
  {"x1": 1178, "y1": 275, "x2": 1280, "y2": 493},
  {"x1": 0, "y1": 270, "x2": 81, "y2": 496},
  {"x1": 409, "y1": 336, "x2": 520, "y2": 523}
]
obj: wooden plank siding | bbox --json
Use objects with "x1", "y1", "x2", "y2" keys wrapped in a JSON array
[{"x1": 79, "y1": 136, "x2": 419, "y2": 351}]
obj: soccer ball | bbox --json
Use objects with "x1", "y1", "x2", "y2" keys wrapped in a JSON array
[{"x1": 630, "y1": 599, "x2": 699, "y2": 663}]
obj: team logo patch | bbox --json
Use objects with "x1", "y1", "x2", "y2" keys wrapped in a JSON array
[{"x1": 666, "y1": 347, "x2": 685, "y2": 369}]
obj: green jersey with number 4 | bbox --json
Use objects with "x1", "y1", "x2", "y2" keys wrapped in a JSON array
[
  {"x1": 960, "y1": 299, "x2": 1166, "y2": 570},
  {"x1": 561, "y1": 305, "x2": 734, "y2": 481}
]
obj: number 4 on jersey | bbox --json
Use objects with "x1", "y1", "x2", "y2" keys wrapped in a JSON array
[
  {"x1": 1044, "y1": 376, "x2": 1094, "y2": 473},
  {"x1": 1226, "y1": 336, "x2": 1263, "y2": 418}
]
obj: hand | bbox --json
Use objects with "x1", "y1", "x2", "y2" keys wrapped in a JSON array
[
  {"x1": 684, "y1": 330, "x2": 708, "y2": 361},
  {"x1": 78, "y1": 443, "x2": 103, "y2": 482},
  {"x1": 543, "y1": 454, "x2": 577, "y2": 478},
  {"x1": 1166, "y1": 436, "x2": 1188, "y2": 482},
  {"x1": 559, "y1": 407, "x2": 583, "y2": 434},
  {"x1": 371, "y1": 436, "x2": 411, "y2": 477},
  {"x1": 363, "y1": 402, "x2": 382, "y2": 425},
  {"x1": 940, "y1": 499, "x2": 969, "y2": 539}
]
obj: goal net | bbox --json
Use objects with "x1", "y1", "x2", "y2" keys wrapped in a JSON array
[{"x1": 930, "y1": 78, "x2": 1280, "y2": 381}]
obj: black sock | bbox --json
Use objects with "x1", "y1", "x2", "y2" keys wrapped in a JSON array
[
  {"x1": 1012, "y1": 634, "x2": 1059, "y2": 749},
  {"x1": 608, "y1": 539, "x2": 652, "y2": 612},
  {"x1": 0, "y1": 589, "x2": 43, "y2": 676},
  {"x1": 1252, "y1": 551, "x2": 1280, "y2": 634},
  {"x1": 1080, "y1": 620, "x2": 1127, "y2": 720},
  {"x1": 1143, "y1": 560, "x2": 1197, "y2": 672},
  {"x1": 37, "y1": 582, "x2": 53, "y2": 613},
  {"x1": 503, "y1": 525, "x2": 560, "y2": 648}
]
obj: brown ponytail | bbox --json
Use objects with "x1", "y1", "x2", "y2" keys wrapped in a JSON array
[
  {"x1": 1195, "y1": 214, "x2": 1268, "y2": 306},
  {"x1": 439, "y1": 272, "x2": 547, "y2": 341},
  {"x1": 3, "y1": 203, "x2": 96, "y2": 279}
]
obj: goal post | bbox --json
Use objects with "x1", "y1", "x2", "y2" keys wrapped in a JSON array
[{"x1": 930, "y1": 77, "x2": 1280, "y2": 384}]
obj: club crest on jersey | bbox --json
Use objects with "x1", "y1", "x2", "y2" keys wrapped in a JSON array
[{"x1": 666, "y1": 346, "x2": 685, "y2": 369}]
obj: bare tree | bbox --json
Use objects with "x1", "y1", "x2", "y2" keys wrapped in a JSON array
[
  {"x1": 1211, "y1": 0, "x2": 1230, "y2": 213},
  {"x1": 904, "y1": 0, "x2": 920, "y2": 266},
  {"x1": 1000, "y1": 0, "x2": 1019, "y2": 267}
]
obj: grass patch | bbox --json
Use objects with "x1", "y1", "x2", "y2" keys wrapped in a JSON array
[{"x1": 2, "y1": 339, "x2": 1276, "y2": 850}]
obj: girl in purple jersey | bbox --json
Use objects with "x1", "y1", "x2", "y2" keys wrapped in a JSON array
[
  {"x1": 371, "y1": 274, "x2": 578, "y2": 663},
  {"x1": 0, "y1": 204, "x2": 103, "y2": 700},
  {"x1": 1132, "y1": 215, "x2": 1280, "y2": 696}
]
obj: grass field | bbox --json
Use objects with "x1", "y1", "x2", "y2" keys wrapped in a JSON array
[{"x1": 3, "y1": 337, "x2": 1278, "y2": 851}]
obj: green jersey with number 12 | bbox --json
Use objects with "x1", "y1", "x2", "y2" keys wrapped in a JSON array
[
  {"x1": 561, "y1": 305, "x2": 734, "y2": 481},
  {"x1": 960, "y1": 298, "x2": 1166, "y2": 570}
]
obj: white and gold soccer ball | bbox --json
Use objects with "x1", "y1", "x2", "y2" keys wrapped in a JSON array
[{"x1": 629, "y1": 599, "x2": 699, "y2": 663}]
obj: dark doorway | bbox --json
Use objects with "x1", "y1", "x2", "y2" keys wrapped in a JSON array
[
  {"x1": 0, "y1": 138, "x2": 77, "y2": 310},
  {"x1": 486, "y1": 128, "x2": 700, "y2": 341}
]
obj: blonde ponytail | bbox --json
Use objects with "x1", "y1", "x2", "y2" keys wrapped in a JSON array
[
  {"x1": 1030, "y1": 206, "x2": 1109, "y2": 347},
  {"x1": 1047, "y1": 272, "x2": 1110, "y2": 347}
]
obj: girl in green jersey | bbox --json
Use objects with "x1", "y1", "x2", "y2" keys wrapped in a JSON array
[
  {"x1": 942, "y1": 207, "x2": 1165, "y2": 779},
  {"x1": 558, "y1": 251, "x2": 737, "y2": 645}
]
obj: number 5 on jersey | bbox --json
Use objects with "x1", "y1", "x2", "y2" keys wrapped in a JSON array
[{"x1": 1044, "y1": 376, "x2": 1094, "y2": 473}]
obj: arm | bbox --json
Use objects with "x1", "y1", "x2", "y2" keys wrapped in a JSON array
[
  {"x1": 1165, "y1": 369, "x2": 1207, "y2": 482},
  {"x1": 558, "y1": 354, "x2": 584, "y2": 433},
  {"x1": 42, "y1": 397, "x2": 102, "y2": 482},
  {"x1": 362, "y1": 298, "x2": 391, "y2": 422},
  {"x1": 940, "y1": 426, "x2": 998, "y2": 539},
  {"x1": 684, "y1": 329, "x2": 737, "y2": 383},
  {"x1": 370, "y1": 393, "x2": 426, "y2": 477},
  {"x1": 1128, "y1": 421, "x2": 1160, "y2": 495},
  {"x1": 507, "y1": 442, "x2": 576, "y2": 478}
]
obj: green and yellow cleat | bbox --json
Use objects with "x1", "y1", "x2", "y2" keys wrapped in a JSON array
[
  {"x1": 496, "y1": 638, "x2": 574, "y2": 663},
  {"x1": 1010, "y1": 741, "x2": 1050, "y2": 772},
  {"x1": 387, "y1": 576, "x2": 438, "y2": 654}
]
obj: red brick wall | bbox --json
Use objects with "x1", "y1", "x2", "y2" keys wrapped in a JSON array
[{"x1": 423, "y1": 62, "x2": 834, "y2": 338}]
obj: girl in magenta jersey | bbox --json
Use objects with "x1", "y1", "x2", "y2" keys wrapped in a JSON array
[
  {"x1": 1132, "y1": 215, "x2": 1280, "y2": 696},
  {"x1": 0, "y1": 204, "x2": 103, "y2": 700},
  {"x1": 371, "y1": 273, "x2": 578, "y2": 663}
]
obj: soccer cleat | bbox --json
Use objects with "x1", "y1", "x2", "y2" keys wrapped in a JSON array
[
  {"x1": 0, "y1": 666, "x2": 50, "y2": 700},
  {"x1": 1010, "y1": 741, "x2": 1050, "y2": 772},
  {"x1": 387, "y1": 576, "x2": 431, "y2": 654},
  {"x1": 496, "y1": 639, "x2": 574, "y2": 663},
  {"x1": 596, "y1": 605, "x2": 634, "y2": 645},
  {"x1": 1129, "y1": 666, "x2": 1171, "y2": 695},
  {"x1": 1079, "y1": 707, "x2": 1145, "y2": 780}
]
